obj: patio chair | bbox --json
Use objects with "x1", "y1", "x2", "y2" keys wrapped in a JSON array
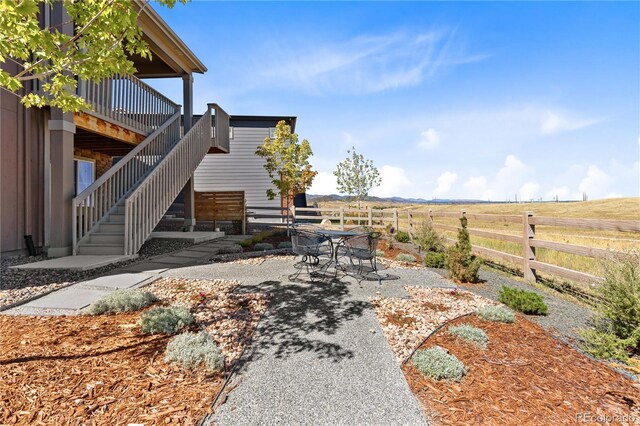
[
  {"x1": 335, "y1": 232, "x2": 381, "y2": 283},
  {"x1": 289, "y1": 228, "x2": 334, "y2": 282}
]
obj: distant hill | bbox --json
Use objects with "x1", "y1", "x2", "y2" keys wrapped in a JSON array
[{"x1": 306, "y1": 194, "x2": 488, "y2": 205}]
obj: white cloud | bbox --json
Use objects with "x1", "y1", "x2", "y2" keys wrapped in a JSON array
[
  {"x1": 540, "y1": 110, "x2": 601, "y2": 135},
  {"x1": 519, "y1": 182, "x2": 541, "y2": 201},
  {"x1": 309, "y1": 171, "x2": 338, "y2": 195},
  {"x1": 605, "y1": 192, "x2": 623, "y2": 199},
  {"x1": 433, "y1": 171, "x2": 458, "y2": 198},
  {"x1": 258, "y1": 29, "x2": 486, "y2": 95},
  {"x1": 496, "y1": 154, "x2": 531, "y2": 183},
  {"x1": 371, "y1": 165, "x2": 412, "y2": 197},
  {"x1": 418, "y1": 128, "x2": 440, "y2": 150},
  {"x1": 464, "y1": 176, "x2": 487, "y2": 190},
  {"x1": 578, "y1": 165, "x2": 613, "y2": 198}
]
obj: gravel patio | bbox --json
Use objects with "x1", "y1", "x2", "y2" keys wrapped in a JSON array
[{"x1": 2, "y1": 242, "x2": 616, "y2": 425}]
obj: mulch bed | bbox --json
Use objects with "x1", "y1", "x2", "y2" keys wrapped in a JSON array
[
  {"x1": 403, "y1": 314, "x2": 640, "y2": 425},
  {"x1": 1, "y1": 278, "x2": 268, "y2": 424},
  {"x1": 0, "y1": 312, "x2": 220, "y2": 425},
  {"x1": 372, "y1": 287, "x2": 499, "y2": 361},
  {"x1": 242, "y1": 234, "x2": 290, "y2": 252},
  {"x1": 378, "y1": 239, "x2": 422, "y2": 262},
  {"x1": 146, "y1": 278, "x2": 268, "y2": 364}
]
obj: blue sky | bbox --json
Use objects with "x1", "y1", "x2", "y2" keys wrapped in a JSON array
[{"x1": 150, "y1": 1, "x2": 640, "y2": 201}]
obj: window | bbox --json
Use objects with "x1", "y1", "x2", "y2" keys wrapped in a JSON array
[
  {"x1": 74, "y1": 158, "x2": 95, "y2": 195},
  {"x1": 269, "y1": 127, "x2": 276, "y2": 139},
  {"x1": 229, "y1": 126, "x2": 234, "y2": 140}
]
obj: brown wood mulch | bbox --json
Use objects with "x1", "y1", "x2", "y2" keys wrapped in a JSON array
[
  {"x1": 0, "y1": 312, "x2": 220, "y2": 425},
  {"x1": 378, "y1": 240, "x2": 417, "y2": 260},
  {"x1": 0, "y1": 279, "x2": 268, "y2": 425},
  {"x1": 403, "y1": 314, "x2": 640, "y2": 425}
]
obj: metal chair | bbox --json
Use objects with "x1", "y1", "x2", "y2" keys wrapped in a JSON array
[
  {"x1": 289, "y1": 228, "x2": 334, "y2": 282},
  {"x1": 335, "y1": 232, "x2": 381, "y2": 283}
]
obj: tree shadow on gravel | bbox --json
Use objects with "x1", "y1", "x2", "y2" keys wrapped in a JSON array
[{"x1": 236, "y1": 278, "x2": 369, "y2": 367}]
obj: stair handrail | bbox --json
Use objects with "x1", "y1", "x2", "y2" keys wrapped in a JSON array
[
  {"x1": 72, "y1": 111, "x2": 182, "y2": 254},
  {"x1": 124, "y1": 108, "x2": 212, "y2": 255}
]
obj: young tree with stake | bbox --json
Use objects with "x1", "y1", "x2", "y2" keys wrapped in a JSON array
[
  {"x1": 255, "y1": 120, "x2": 317, "y2": 230},
  {"x1": 333, "y1": 146, "x2": 381, "y2": 208}
]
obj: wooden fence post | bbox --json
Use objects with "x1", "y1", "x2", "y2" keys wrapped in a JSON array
[
  {"x1": 393, "y1": 208, "x2": 399, "y2": 231},
  {"x1": 523, "y1": 211, "x2": 536, "y2": 282},
  {"x1": 340, "y1": 207, "x2": 345, "y2": 230},
  {"x1": 408, "y1": 209, "x2": 413, "y2": 236},
  {"x1": 367, "y1": 206, "x2": 372, "y2": 227},
  {"x1": 290, "y1": 205, "x2": 296, "y2": 227}
]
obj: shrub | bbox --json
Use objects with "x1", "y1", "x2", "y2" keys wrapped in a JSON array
[
  {"x1": 445, "y1": 217, "x2": 483, "y2": 283},
  {"x1": 580, "y1": 328, "x2": 639, "y2": 362},
  {"x1": 414, "y1": 220, "x2": 445, "y2": 253},
  {"x1": 498, "y1": 286, "x2": 548, "y2": 315},
  {"x1": 218, "y1": 244, "x2": 243, "y2": 254},
  {"x1": 139, "y1": 306, "x2": 194, "y2": 335},
  {"x1": 394, "y1": 230, "x2": 411, "y2": 243},
  {"x1": 412, "y1": 346, "x2": 466, "y2": 382},
  {"x1": 424, "y1": 251, "x2": 446, "y2": 268},
  {"x1": 239, "y1": 240, "x2": 252, "y2": 248},
  {"x1": 85, "y1": 290, "x2": 157, "y2": 315},
  {"x1": 278, "y1": 241, "x2": 292, "y2": 249},
  {"x1": 580, "y1": 252, "x2": 640, "y2": 362},
  {"x1": 375, "y1": 249, "x2": 385, "y2": 257},
  {"x1": 253, "y1": 242, "x2": 274, "y2": 251},
  {"x1": 164, "y1": 331, "x2": 224, "y2": 372},
  {"x1": 396, "y1": 253, "x2": 416, "y2": 263},
  {"x1": 448, "y1": 324, "x2": 488, "y2": 348},
  {"x1": 477, "y1": 305, "x2": 515, "y2": 323}
]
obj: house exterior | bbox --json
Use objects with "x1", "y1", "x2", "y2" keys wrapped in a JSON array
[
  {"x1": 192, "y1": 116, "x2": 297, "y2": 219},
  {"x1": 1, "y1": 1, "x2": 224, "y2": 258}
]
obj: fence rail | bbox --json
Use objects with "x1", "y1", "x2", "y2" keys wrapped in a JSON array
[{"x1": 266, "y1": 205, "x2": 638, "y2": 287}]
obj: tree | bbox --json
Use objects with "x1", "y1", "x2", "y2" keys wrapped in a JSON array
[
  {"x1": 333, "y1": 146, "x2": 381, "y2": 208},
  {"x1": 255, "y1": 120, "x2": 317, "y2": 219},
  {"x1": 0, "y1": 0, "x2": 184, "y2": 112},
  {"x1": 445, "y1": 216, "x2": 483, "y2": 283}
]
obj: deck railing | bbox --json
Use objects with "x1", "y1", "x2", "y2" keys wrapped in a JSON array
[
  {"x1": 124, "y1": 108, "x2": 212, "y2": 255},
  {"x1": 78, "y1": 74, "x2": 181, "y2": 135},
  {"x1": 72, "y1": 111, "x2": 182, "y2": 254}
]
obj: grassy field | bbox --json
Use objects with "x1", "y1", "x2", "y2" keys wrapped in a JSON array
[{"x1": 317, "y1": 198, "x2": 640, "y2": 293}]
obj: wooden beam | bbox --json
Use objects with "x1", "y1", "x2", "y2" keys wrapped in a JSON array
[{"x1": 74, "y1": 113, "x2": 145, "y2": 145}]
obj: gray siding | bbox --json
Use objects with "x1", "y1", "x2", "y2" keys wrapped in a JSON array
[
  {"x1": 1, "y1": 60, "x2": 46, "y2": 255},
  {"x1": 193, "y1": 127, "x2": 280, "y2": 214}
]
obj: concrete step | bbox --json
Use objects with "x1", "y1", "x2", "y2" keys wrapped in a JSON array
[
  {"x1": 77, "y1": 243, "x2": 124, "y2": 256},
  {"x1": 106, "y1": 213, "x2": 125, "y2": 224},
  {"x1": 115, "y1": 205, "x2": 126, "y2": 214},
  {"x1": 98, "y1": 223, "x2": 125, "y2": 233},
  {"x1": 88, "y1": 232, "x2": 125, "y2": 244}
]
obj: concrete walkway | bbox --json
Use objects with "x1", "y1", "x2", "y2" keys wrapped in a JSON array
[{"x1": 4, "y1": 236, "x2": 251, "y2": 315}]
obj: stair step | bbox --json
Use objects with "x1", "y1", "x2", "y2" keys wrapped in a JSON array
[
  {"x1": 99, "y1": 223, "x2": 125, "y2": 233},
  {"x1": 106, "y1": 213, "x2": 125, "y2": 224},
  {"x1": 78, "y1": 243, "x2": 124, "y2": 255},
  {"x1": 88, "y1": 232, "x2": 125, "y2": 244},
  {"x1": 116, "y1": 206, "x2": 126, "y2": 214}
]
